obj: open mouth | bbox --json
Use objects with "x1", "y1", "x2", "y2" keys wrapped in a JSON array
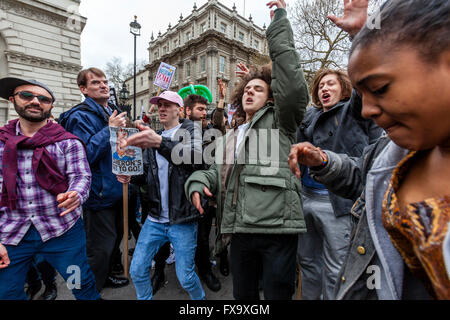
[
  {"x1": 245, "y1": 98, "x2": 254, "y2": 104},
  {"x1": 322, "y1": 93, "x2": 331, "y2": 103}
]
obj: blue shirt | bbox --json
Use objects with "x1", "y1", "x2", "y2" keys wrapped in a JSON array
[{"x1": 302, "y1": 167, "x2": 329, "y2": 195}]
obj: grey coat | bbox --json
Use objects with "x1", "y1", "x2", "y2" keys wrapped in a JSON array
[{"x1": 310, "y1": 136, "x2": 432, "y2": 299}]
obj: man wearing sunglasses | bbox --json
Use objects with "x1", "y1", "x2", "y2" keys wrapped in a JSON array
[{"x1": 0, "y1": 77, "x2": 100, "y2": 300}]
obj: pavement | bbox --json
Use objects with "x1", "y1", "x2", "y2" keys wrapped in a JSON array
[
  {"x1": 29, "y1": 228, "x2": 235, "y2": 301},
  {"x1": 53, "y1": 254, "x2": 235, "y2": 301},
  {"x1": 27, "y1": 225, "x2": 300, "y2": 301}
]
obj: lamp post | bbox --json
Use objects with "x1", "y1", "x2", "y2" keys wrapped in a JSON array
[{"x1": 130, "y1": 15, "x2": 141, "y2": 120}]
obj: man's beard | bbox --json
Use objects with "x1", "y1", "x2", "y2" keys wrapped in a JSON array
[{"x1": 14, "y1": 101, "x2": 52, "y2": 123}]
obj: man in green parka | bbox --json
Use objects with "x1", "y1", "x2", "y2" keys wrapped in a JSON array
[{"x1": 185, "y1": 0, "x2": 309, "y2": 300}]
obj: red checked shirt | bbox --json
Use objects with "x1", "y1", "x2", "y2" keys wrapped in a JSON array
[{"x1": 0, "y1": 122, "x2": 91, "y2": 246}]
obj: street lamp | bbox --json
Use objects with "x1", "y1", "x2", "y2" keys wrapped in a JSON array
[
  {"x1": 130, "y1": 15, "x2": 141, "y2": 120},
  {"x1": 119, "y1": 82, "x2": 131, "y2": 117},
  {"x1": 119, "y1": 82, "x2": 130, "y2": 102}
]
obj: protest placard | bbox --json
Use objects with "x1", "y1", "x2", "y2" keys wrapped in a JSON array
[
  {"x1": 109, "y1": 127, "x2": 143, "y2": 176},
  {"x1": 154, "y1": 62, "x2": 177, "y2": 90}
]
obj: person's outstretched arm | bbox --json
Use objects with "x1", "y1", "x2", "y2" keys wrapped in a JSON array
[{"x1": 267, "y1": 1, "x2": 309, "y2": 135}]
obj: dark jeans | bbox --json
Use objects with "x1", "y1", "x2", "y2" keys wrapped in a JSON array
[
  {"x1": 128, "y1": 184, "x2": 142, "y2": 240},
  {"x1": 110, "y1": 185, "x2": 142, "y2": 271},
  {"x1": 195, "y1": 206, "x2": 215, "y2": 275},
  {"x1": 83, "y1": 203, "x2": 122, "y2": 291},
  {"x1": 0, "y1": 219, "x2": 99, "y2": 300},
  {"x1": 27, "y1": 257, "x2": 56, "y2": 287},
  {"x1": 230, "y1": 233, "x2": 298, "y2": 300}
]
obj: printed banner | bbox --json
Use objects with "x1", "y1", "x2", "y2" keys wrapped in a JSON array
[
  {"x1": 110, "y1": 127, "x2": 143, "y2": 176},
  {"x1": 154, "y1": 62, "x2": 177, "y2": 90}
]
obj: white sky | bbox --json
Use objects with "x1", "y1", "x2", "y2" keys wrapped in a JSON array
[{"x1": 78, "y1": 0, "x2": 295, "y2": 70}]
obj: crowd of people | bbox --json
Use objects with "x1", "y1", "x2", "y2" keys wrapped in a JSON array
[{"x1": 0, "y1": 0, "x2": 449, "y2": 300}]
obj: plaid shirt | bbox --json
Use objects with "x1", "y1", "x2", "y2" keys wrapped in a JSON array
[{"x1": 0, "y1": 122, "x2": 91, "y2": 246}]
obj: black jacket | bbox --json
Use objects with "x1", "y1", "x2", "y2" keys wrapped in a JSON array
[
  {"x1": 133, "y1": 119, "x2": 203, "y2": 225},
  {"x1": 297, "y1": 90, "x2": 383, "y2": 217}
]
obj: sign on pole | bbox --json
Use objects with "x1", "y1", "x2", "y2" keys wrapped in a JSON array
[
  {"x1": 109, "y1": 127, "x2": 143, "y2": 278},
  {"x1": 154, "y1": 62, "x2": 176, "y2": 91}
]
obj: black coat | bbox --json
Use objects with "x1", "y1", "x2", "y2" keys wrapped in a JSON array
[{"x1": 297, "y1": 90, "x2": 383, "y2": 217}]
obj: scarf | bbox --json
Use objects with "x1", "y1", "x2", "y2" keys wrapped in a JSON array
[{"x1": 0, "y1": 119, "x2": 84, "y2": 210}]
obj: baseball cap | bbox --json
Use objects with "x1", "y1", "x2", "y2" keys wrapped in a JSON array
[
  {"x1": 0, "y1": 77, "x2": 55, "y2": 102},
  {"x1": 149, "y1": 91, "x2": 184, "y2": 108}
]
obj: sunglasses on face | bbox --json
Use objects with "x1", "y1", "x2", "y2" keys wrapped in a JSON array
[{"x1": 13, "y1": 91, "x2": 53, "y2": 105}]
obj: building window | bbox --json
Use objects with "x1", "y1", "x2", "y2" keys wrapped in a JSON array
[
  {"x1": 200, "y1": 23, "x2": 206, "y2": 33},
  {"x1": 200, "y1": 55, "x2": 206, "y2": 72},
  {"x1": 253, "y1": 40, "x2": 259, "y2": 50},
  {"x1": 238, "y1": 32, "x2": 244, "y2": 42},
  {"x1": 186, "y1": 62, "x2": 191, "y2": 77},
  {"x1": 154, "y1": 50, "x2": 159, "y2": 59},
  {"x1": 220, "y1": 22, "x2": 227, "y2": 34},
  {"x1": 219, "y1": 56, "x2": 226, "y2": 73},
  {"x1": 141, "y1": 76, "x2": 144, "y2": 87},
  {"x1": 186, "y1": 32, "x2": 191, "y2": 41}
]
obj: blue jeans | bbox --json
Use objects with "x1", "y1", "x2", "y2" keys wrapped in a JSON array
[
  {"x1": 130, "y1": 219, "x2": 205, "y2": 300},
  {"x1": 0, "y1": 219, "x2": 100, "y2": 300}
]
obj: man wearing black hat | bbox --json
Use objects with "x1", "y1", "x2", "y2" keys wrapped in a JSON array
[{"x1": 0, "y1": 77, "x2": 100, "y2": 300}]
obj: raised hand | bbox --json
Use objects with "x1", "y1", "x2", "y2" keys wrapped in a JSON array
[
  {"x1": 109, "y1": 110, "x2": 128, "y2": 128},
  {"x1": 267, "y1": 0, "x2": 287, "y2": 20},
  {"x1": 288, "y1": 142, "x2": 328, "y2": 179},
  {"x1": 149, "y1": 105, "x2": 158, "y2": 114},
  {"x1": 191, "y1": 186, "x2": 213, "y2": 215},
  {"x1": 236, "y1": 63, "x2": 250, "y2": 79},
  {"x1": 328, "y1": 0, "x2": 369, "y2": 37},
  {"x1": 57, "y1": 191, "x2": 80, "y2": 217},
  {"x1": 0, "y1": 244, "x2": 10, "y2": 269},
  {"x1": 218, "y1": 79, "x2": 227, "y2": 100}
]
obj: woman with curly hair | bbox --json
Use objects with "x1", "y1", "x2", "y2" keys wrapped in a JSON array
[{"x1": 296, "y1": 67, "x2": 382, "y2": 300}]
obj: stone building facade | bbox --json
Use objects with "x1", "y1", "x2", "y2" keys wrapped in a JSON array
[
  {"x1": 0, "y1": 0, "x2": 86, "y2": 125},
  {"x1": 142, "y1": 0, "x2": 270, "y2": 121}
]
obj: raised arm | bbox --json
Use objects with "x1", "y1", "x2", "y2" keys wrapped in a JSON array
[
  {"x1": 266, "y1": 1, "x2": 309, "y2": 134},
  {"x1": 212, "y1": 79, "x2": 227, "y2": 134}
]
